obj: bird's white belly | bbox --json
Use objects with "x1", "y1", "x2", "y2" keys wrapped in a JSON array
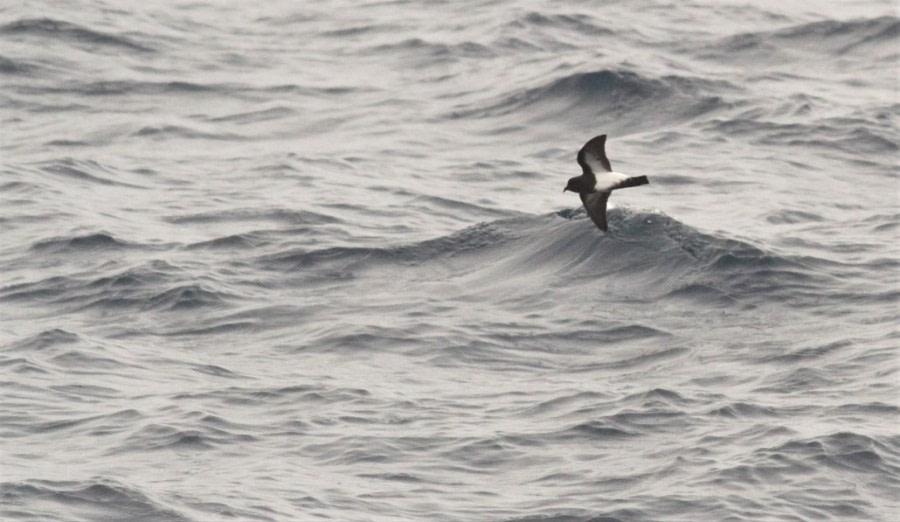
[{"x1": 593, "y1": 171, "x2": 630, "y2": 192}]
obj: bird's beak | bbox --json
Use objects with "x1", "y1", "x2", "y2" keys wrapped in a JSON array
[{"x1": 562, "y1": 187, "x2": 568, "y2": 193}]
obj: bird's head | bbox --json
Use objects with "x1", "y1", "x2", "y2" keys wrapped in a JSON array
[{"x1": 563, "y1": 177, "x2": 580, "y2": 193}]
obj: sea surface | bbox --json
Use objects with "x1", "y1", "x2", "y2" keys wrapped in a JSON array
[{"x1": 1, "y1": 1, "x2": 898, "y2": 520}]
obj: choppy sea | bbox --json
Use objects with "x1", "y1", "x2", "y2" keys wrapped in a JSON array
[{"x1": 2, "y1": 1, "x2": 898, "y2": 520}]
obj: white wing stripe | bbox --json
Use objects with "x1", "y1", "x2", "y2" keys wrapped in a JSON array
[
  {"x1": 593, "y1": 171, "x2": 629, "y2": 192},
  {"x1": 584, "y1": 153, "x2": 606, "y2": 175}
]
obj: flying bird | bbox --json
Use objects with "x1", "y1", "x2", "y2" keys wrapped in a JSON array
[{"x1": 563, "y1": 135, "x2": 649, "y2": 231}]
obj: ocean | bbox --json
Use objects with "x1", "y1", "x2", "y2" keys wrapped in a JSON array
[{"x1": 1, "y1": 1, "x2": 898, "y2": 520}]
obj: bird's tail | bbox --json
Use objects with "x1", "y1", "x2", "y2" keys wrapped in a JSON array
[{"x1": 614, "y1": 175, "x2": 649, "y2": 190}]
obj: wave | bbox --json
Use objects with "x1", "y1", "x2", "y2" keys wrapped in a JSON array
[
  {"x1": 186, "y1": 233, "x2": 269, "y2": 250},
  {"x1": 4, "y1": 209, "x2": 833, "y2": 334},
  {"x1": 75, "y1": 280, "x2": 231, "y2": 314},
  {"x1": 505, "y1": 11, "x2": 614, "y2": 36},
  {"x1": 262, "y1": 208, "x2": 829, "y2": 308},
  {"x1": 143, "y1": 284, "x2": 227, "y2": 311},
  {"x1": 705, "y1": 116, "x2": 898, "y2": 155},
  {"x1": 558, "y1": 420, "x2": 638, "y2": 440},
  {"x1": 714, "y1": 430, "x2": 898, "y2": 485},
  {"x1": 38, "y1": 158, "x2": 146, "y2": 188},
  {"x1": 0, "y1": 18, "x2": 153, "y2": 53},
  {"x1": 0, "y1": 260, "x2": 233, "y2": 314},
  {"x1": 115, "y1": 422, "x2": 248, "y2": 452},
  {"x1": 27, "y1": 79, "x2": 367, "y2": 100},
  {"x1": 765, "y1": 209, "x2": 826, "y2": 224},
  {"x1": 450, "y1": 68, "x2": 734, "y2": 132},
  {"x1": 367, "y1": 37, "x2": 495, "y2": 62},
  {"x1": 501, "y1": 512, "x2": 643, "y2": 522},
  {"x1": 28, "y1": 409, "x2": 140, "y2": 435},
  {"x1": 0, "y1": 54, "x2": 37, "y2": 75},
  {"x1": 132, "y1": 124, "x2": 246, "y2": 141},
  {"x1": 6, "y1": 328, "x2": 80, "y2": 351},
  {"x1": 701, "y1": 16, "x2": 899, "y2": 61},
  {"x1": 368, "y1": 10, "x2": 615, "y2": 63},
  {"x1": 0, "y1": 480, "x2": 190, "y2": 521},
  {"x1": 30, "y1": 232, "x2": 133, "y2": 253},
  {"x1": 167, "y1": 207, "x2": 341, "y2": 226},
  {"x1": 33, "y1": 80, "x2": 224, "y2": 97},
  {"x1": 206, "y1": 105, "x2": 297, "y2": 124},
  {"x1": 366, "y1": 9, "x2": 615, "y2": 56}
]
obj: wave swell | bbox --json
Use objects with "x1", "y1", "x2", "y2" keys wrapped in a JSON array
[{"x1": 0, "y1": 18, "x2": 153, "y2": 53}]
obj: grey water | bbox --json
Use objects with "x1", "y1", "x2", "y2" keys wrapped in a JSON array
[{"x1": 1, "y1": 1, "x2": 898, "y2": 520}]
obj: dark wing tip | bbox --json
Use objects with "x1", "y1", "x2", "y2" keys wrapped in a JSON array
[
  {"x1": 579, "y1": 192, "x2": 610, "y2": 232},
  {"x1": 585, "y1": 134, "x2": 607, "y2": 148}
]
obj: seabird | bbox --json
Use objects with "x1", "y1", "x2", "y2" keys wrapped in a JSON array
[{"x1": 563, "y1": 135, "x2": 649, "y2": 231}]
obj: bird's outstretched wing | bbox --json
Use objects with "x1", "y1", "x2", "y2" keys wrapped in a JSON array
[
  {"x1": 580, "y1": 191, "x2": 610, "y2": 231},
  {"x1": 576, "y1": 134, "x2": 612, "y2": 179}
]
